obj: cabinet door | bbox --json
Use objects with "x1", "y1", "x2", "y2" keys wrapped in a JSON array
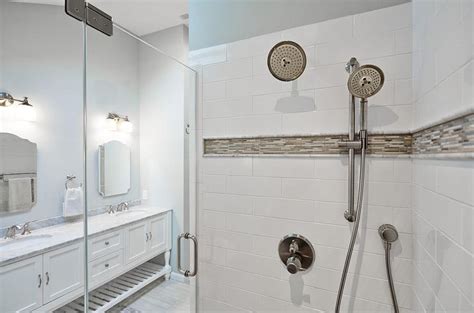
[
  {"x1": 148, "y1": 214, "x2": 168, "y2": 254},
  {"x1": 89, "y1": 250, "x2": 123, "y2": 289},
  {"x1": 124, "y1": 221, "x2": 148, "y2": 264},
  {"x1": 43, "y1": 243, "x2": 84, "y2": 304},
  {"x1": 0, "y1": 255, "x2": 43, "y2": 312}
]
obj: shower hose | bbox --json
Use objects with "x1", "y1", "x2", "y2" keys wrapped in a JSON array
[
  {"x1": 334, "y1": 145, "x2": 366, "y2": 313},
  {"x1": 385, "y1": 242, "x2": 400, "y2": 313}
]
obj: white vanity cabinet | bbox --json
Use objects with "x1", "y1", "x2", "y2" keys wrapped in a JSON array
[
  {"x1": 0, "y1": 209, "x2": 172, "y2": 312},
  {"x1": 124, "y1": 213, "x2": 171, "y2": 265},
  {"x1": 0, "y1": 255, "x2": 43, "y2": 313},
  {"x1": 0, "y1": 243, "x2": 83, "y2": 313}
]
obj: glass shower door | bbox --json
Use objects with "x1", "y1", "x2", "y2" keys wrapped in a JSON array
[{"x1": 83, "y1": 21, "x2": 197, "y2": 312}]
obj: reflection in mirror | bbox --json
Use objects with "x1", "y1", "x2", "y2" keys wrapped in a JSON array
[
  {"x1": 0, "y1": 133, "x2": 37, "y2": 213},
  {"x1": 98, "y1": 140, "x2": 131, "y2": 197}
]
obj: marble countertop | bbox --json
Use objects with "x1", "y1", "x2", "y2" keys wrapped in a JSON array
[{"x1": 0, "y1": 206, "x2": 171, "y2": 267}]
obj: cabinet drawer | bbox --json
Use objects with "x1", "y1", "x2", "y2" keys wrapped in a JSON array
[
  {"x1": 89, "y1": 230, "x2": 122, "y2": 260},
  {"x1": 89, "y1": 250, "x2": 123, "y2": 288}
]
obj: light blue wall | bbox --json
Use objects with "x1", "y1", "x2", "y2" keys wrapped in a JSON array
[{"x1": 189, "y1": 0, "x2": 410, "y2": 50}]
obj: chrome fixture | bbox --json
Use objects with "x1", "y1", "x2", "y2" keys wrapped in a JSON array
[
  {"x1": 347, "y1": 64, "x2": 385, "y2": 99},
  {"x1": 267, "y1": 41, "x2": 306, "y2": 81},
  {"x1": 105, "y1": 112, "x2": 133, "y2": 132},
  {"x1": 178, "y1": 232, "x2": 198, "y2": 277},
  {"x1": 379, "y1": 224, "x2": 400, "y2": 313},
  {"x1": 0, "y1": 92, "x2": 36, "y2": 121},
  {"x1": 65, "y1": 175, "x2": 82, "y2": 190},
  {"x1": 335, "y1": 59, "x2": 385, "y2": 313},
  {"x1": 4, "y1": 221, "x2": 33, "y2": 239},
  {"x1": 278, "y1": 234, "x2": 315, "y2": 274},
  {"x1": 0, "y1": 92, "x2": 32, "y2": 107},
  {"x1": 106, "y1": 205, "x2": 116, "y2": 214},
  {"x1": 116, "y1": 201, "x2": 129, "y2": 212},
  {"x1": 106, "y1": 201, "x2": 129, "y2": 214}
]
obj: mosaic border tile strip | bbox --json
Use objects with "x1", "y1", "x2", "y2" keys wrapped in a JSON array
[
  {"x1": 204, "y1": 113, "x2": 473, "y2": 157},
  {"x1": 412, "y1": 114, "x2": 474, "y2": 155}
]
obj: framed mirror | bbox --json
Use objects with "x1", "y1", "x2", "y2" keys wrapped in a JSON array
[
  {"x1": 0, "y1": 133, "x2": 37, "y2": 213},
  {"x1": 98, "y1": 140, "x2": 131, "y2": 197}
]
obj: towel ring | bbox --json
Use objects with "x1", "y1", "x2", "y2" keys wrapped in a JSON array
[{"x1": 65, "y1": 175, "x2": 82, "y2": 190}]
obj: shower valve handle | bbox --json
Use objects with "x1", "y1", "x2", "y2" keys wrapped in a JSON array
[{"x1": 286, "y1": 255, "x2": 302, "y2": 274}]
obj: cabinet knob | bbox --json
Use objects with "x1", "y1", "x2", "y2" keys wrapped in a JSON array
[
  {"x1": 105, "y1": 241, "x2": 109, "y2": 245},
  {"x1": 105, "y1": 263, "x2": 109, "y2": 268}
]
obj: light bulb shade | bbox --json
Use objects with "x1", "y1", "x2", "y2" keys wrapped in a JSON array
[
  {"x1": 15, "y1": 104, "x2": 36, "y2": 121},
  {"x1": 105, "y1": 117, "x2": 118, "y2": 131},
  {"x1": 119, "y1": 119, "x2": 133, "y2": 133}
]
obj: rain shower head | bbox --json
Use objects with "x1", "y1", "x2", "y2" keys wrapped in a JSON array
[
  {"x1": 378, "y1": 224, "x2": 399, "y2": 243},
  {"x1": 267, "y1": 41, "x2": 306, "y2": 81},
  {"x1": 347, "y1": 64, "x2": 384, "y2": 99}
]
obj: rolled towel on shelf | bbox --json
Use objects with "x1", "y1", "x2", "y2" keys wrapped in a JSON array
[{"x1": 63, "y1": 186, "x2": 84, "y2": 217}]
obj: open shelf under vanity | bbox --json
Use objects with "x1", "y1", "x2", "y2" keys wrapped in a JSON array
[{"x1": 56, "y1": 261, "x2": 170, "y2": 312}]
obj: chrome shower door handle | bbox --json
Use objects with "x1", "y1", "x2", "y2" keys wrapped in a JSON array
[{"x1": 177, "y1": 232, "x2": 198, "y2": 277}]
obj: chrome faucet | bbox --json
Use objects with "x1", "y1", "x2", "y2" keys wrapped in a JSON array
[
  {"x1": 106, "y1": 205, "x2": 116, "y2": 214},
  {"x1": 116, "y1": 202, "x2": 129, "y2": 212},
  {"x1": 106, "y1": 202, "x2": 129, "y2": 214},
  {"x1": 4, "y1": 221, "x2": 33, "y2": 239}
]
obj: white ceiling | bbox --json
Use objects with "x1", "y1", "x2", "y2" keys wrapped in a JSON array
[{"x1": 9, "y1": 0, "x2": 188, "y2": 35}]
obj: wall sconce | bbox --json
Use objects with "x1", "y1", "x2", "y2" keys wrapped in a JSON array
[
  {"x1": 0, "y1": 92, "x2": 36, "y2": 122},
  {"x1": 105, "y1": 113, "x2": 133, "y2": 133}
]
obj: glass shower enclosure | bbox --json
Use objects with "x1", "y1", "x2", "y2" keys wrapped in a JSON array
[{"x1": 0, "y1": 1, "x2": 197, "y2": 312}]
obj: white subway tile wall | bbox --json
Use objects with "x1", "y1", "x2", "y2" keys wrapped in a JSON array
[
  {"x1": 412, "y1": 0, "x2": 473, "y2": 312},
  {"x1": 412, "y1": 160, "x2": 473, "y2": 312},
  {"x1": 193, "y1": 3, "x2": 415, "y2": 312},
  {"x1": 196, "y1": 3, "x2": 413, "y2": 138},
  {"x1": 192, "y1": 1, "x2": 473, "y2": 312},
  {"x1": 197, "y1": 156, "x2": 414, "y2": 312}
]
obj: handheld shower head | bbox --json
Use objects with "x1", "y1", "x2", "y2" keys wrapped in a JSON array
[
  {"x1": 268, "y1": 41, "x2": 306, "y2": 81},
  {"x1": 347, "y1": 64, "x2": 384, "y2": 99},
  {"x1": 378, "y1": 224, "x2": 399, "y2": 244}
]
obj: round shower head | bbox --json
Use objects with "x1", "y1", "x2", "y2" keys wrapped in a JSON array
[
  {"x1": 378, "y1": 224, "x2": 399, "y2": 243},
  {"x1": 347, "y1": 64, "x2": 384, "y2": 99},
  {"x1": 267, "y1": 41, "x2": 306, "y2": 81}
]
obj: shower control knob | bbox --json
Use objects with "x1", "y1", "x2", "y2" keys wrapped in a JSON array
[
  {"x1": 286, "y1": 255, "x2": 302, "y2": 274},
  {"x1": 278, "y1": 234, "x2": 315, "y2": 274}
]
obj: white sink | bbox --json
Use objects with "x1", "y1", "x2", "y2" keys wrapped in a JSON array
[
  {"x1": 112, "y1": 209, "x2": 148, "y2": 217},
  {"x1": 0, "y1": 234, "x2": 53, "y2": 248}
]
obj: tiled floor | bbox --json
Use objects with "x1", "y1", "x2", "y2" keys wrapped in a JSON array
[{"x1": 108, "y1": 278, "x2": 191, "y2": 313}]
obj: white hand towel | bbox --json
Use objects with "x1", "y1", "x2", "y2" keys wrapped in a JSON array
[
  {"x1": 8, "y1": 177, "x2": 34, "y2": 212},
  {"x1": 63, "y1": 186, "x2": 84, "y2": 217}
]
